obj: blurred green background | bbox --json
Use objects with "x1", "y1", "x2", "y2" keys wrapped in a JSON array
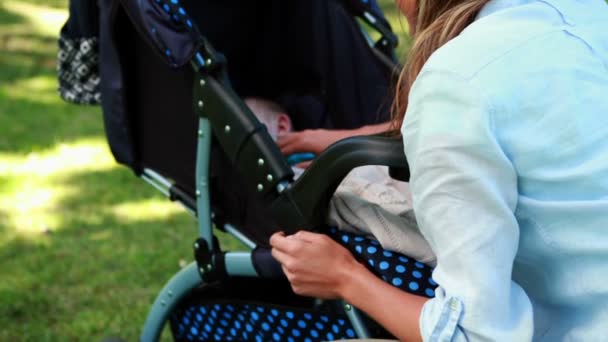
[{"x1": 0, "y1": 0, "x2": 409, "y2": 340}]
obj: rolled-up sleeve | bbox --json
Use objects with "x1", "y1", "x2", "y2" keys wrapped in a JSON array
[{"x1": 401, "y1": 69, "x2": 534, "y2": 341}]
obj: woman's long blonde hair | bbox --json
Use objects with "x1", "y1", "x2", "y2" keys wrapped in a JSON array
[{"x1": 391, "y1": 0, "x2": 490, "y2": 129}]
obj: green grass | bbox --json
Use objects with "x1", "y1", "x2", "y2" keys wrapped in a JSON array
[{"x1": 0, "y1": 0, "x2": 410, "y2": 341}]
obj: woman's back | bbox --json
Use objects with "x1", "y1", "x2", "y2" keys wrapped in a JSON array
[{"x1": 402, "y1": 0, "x2": 608, "y2": 339}]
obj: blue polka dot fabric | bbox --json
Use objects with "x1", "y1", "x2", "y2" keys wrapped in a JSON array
[
  {"x1": 153, "y1": 0, "x2": 196, "y2": 31},
  {"x1": 170, "y1": 230, "x2": 436, "y2": 341},
  {"x1": 328, "y1": 228, "x2": 437, "y2": 298},
  {"x1": 171, "y1": 302, "x2": 357, "y2": 341}
]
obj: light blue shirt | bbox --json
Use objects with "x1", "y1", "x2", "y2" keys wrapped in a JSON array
[{"x1": 401, "y1": 0, "x2": 608, "y2": 340}]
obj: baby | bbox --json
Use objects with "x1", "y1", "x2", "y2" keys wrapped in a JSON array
[{"x1": 245, "y1": 97, "x2": 435, "y2": 266}]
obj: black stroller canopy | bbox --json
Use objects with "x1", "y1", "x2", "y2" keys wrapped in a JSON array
[
  {"x1": 120, "y1": 0, "x2": 393, "y2": 68},
  {"x1": 119, "y1": 0, "x2": 203, "y2": 69},
  {"x1": 101, "y1": 0, "x2": 399, "y2": 244},
  {"x1": 115, "y1": 0, "x2": 396, "y2": 129}
]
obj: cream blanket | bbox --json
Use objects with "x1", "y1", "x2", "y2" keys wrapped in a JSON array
[{"x1": 295, "y1": 165, "x2": 436, "y2": 266}]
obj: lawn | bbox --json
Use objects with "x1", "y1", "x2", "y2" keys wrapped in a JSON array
[{"x1": 0, "y1": 0, "x2": 410, "y2": 341}]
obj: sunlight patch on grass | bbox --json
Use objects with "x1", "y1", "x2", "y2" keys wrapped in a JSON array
[
  {"x1": 3, "y1": 183, "x2": 74, "y2": 238},
  {"x1": 0, "y1": 137, "x2": 116, "y2": 176},
  {"x1": 109, "y1": 199, "x2": 185, "y2": 223},
  {"x1": 0, "y1": 137, "x2": 117, "y2": 242},
  {"x1": 2, "y1": 1, "x2": 68, "y2": 37}
]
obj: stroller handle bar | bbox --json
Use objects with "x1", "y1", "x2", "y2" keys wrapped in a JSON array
[
  {"x1": 270, "y1": 134, "x2": 409, "y2": 231},
  {"x1": 192, "y1": 66, "x2": 410, "y2": 233}
]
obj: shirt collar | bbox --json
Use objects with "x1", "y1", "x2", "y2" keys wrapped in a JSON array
[
  {"x1": 476, "y1": 0, "x2": 534, "y2": 20},
  {"x1": 477, "y1": 0, "x2": 608, "y2": 24}
]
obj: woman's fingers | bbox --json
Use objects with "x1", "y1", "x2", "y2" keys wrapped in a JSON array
[
  {"x1": 271, "y1": 247, "x2": 295, "y2": 270},
  {"x1": 271, "y1": 230, "x2": 360, "y2": 299},
  {"x1": 269, "y1": 231, "x2": 290, "y2": 251},
  {"x1": 293, "y1": 230, "x2": 324, "y2": 243},
  {"x1": 269, "y1": 231, "x2": 285, "y2": 246},
  {"x1": 270, "y1": 231, "x2": 308, "y2": 255},
  {"x1": 272, "y1": 231, "x2": 328, "y2": 252},
  {"x1": 277, "y1": 132, "x2": 306, "y2": 154}
]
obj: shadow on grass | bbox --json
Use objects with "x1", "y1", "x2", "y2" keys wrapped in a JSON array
[
  {"x1": 0, "y1": 33, "x2": 59, "y2": 83},
  {"x1": 0, "y1": 4, "x2": 103, "y2": 155},
  {"x1": 0, "y1": 4, "x2": 62, "y2": 83},
  {"x1": 0, "y1": 93, "x2": 101, "y2": 154},
  {"x1": 0, "y1": 3, "x2": 26, "y2": 26},
  {"x1": 0, "y1": 206, "x2": 11, "y2": 236}
]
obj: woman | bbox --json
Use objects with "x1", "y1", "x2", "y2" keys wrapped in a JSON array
[{"x1": 270, "y1": 0, "x2": 608, "y2": 341}]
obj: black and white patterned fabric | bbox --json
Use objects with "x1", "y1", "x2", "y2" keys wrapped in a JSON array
[{"x1": 57, "y1": 36, "x2": 101, "y2": 105}]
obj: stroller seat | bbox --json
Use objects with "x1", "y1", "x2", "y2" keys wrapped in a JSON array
[{"x1": 95, "y1": 0, "x2": 435, "y2": 340}]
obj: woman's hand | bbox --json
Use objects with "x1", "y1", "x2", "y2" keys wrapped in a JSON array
[
  {"x1": 271, "y1": 231, "x2": 427, "y2": 341},
  {"x1": 277, "y1": 123, "x2": 392, "y2": 156},
  {"x1": 277, "y1": 129, "x2": 351, "y2": 155},
  {"x1": 269, "y1": 231, "x2": 363, "y2": 299}
]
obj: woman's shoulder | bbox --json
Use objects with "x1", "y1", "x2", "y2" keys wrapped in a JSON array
[
  {"x1": 422, "y1": 3, "x2": 554, "y2": 78},
  {"x1": 421, "y1": 0, "x2": 608, "y2": 84}
]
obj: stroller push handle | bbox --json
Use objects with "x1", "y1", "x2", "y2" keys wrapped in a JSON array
[
  {"x1": 194, "y1": 66, "x2": 409, "y2": 233},
  {"x1": 270, "y1": 135, "x2": 410, "y2": 231},
  {"x1": 342, "y1": 0, "x2": 399, "y2": 49},
  {"x1": 193, "y1": 73, "x2": 296, "y2": 199}
]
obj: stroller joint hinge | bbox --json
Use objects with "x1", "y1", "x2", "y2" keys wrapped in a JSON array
[{"x1": 193, "y1": 238, "x2": 224, "y2": 282}]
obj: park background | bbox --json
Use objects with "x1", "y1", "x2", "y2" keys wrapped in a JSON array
[{"x1": 0, "y1": 0, "x2": 410, "y2": 340}]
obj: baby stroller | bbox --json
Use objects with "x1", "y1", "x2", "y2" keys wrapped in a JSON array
[{"x1": 96, "y1": 0, "x2": 437, "y2": 340}]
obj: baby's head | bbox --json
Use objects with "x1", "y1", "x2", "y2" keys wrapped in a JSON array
[{"x1": 244, "y1": 97, "x2": 292, "y2": 141}]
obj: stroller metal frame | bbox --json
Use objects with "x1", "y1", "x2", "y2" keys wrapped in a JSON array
[
  {"x1": 140, "y1": 115, "x2": 262, "y2": 340},
  {"x1": 139, "y1": 87, "x2": 382, "y2": 342}
]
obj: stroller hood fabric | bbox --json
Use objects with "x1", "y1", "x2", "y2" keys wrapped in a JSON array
[
  {"x1": 99, "y1": 0, "x2": 397, "y2": 245},
  {"x1": 120, "y1": 0, "x2": 202, "y2": 68}
]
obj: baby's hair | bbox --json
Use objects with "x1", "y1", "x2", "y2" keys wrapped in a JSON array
[{"x1": 245, "y1": 97, "x2": 287, "y2": 127}]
